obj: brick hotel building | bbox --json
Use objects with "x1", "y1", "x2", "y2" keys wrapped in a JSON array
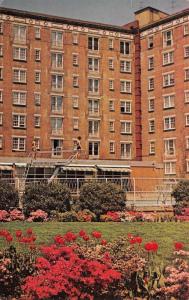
[{"x1": 0, "y1": 6, "x2": 188, "y2": 180}]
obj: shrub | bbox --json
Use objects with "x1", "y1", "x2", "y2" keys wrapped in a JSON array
[
  {"x1": 55, "y1": 211, "x2": 79, "y2": 222},
  {"x1": 77, "y1": 209, "x2": 97, "y2": 222},
  {"x1": 0, "y1": 181, "x2": 19, "y2": 211},
  {"x1": 23, "y1": 182, "x2": 71, "y2": 216},
  {"x1": 27, "y1": 210, "x2": 48, "y2": 222},
  {"x1": 78, "y1": 182, "x2": 126, "y2": 219},
  {"x1": 172, "y1": 180, "x2": 189, "y2": 207}
]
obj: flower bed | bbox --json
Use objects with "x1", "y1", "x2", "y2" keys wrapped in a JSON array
[{"x1": 0, "y1": 227, "x2": 189, "y2": 299}]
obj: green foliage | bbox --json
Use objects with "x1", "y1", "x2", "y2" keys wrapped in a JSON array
[
  {"x1": 0, "y1": 181, "x2": 19, "y2": 210},
  {"x1": 78, "y1": 181, "x2": 126, "y2": 219},
  {"x1": 23, "y1": 182, "x2": 71, "y2": 216},
  {"x1": 172, "y1": 180, "x2": 189, "y2": 206}
]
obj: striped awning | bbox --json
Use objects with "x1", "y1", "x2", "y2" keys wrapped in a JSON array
[
  {"x1": 97, "y1": 166, "x2": 131, "y2": 172},
  {"x1": 0, "y1": 165, "x2": 13, "y2": 170},
  {"x1": 61, "y1": 166, "x2": 96, "y2": 172}
]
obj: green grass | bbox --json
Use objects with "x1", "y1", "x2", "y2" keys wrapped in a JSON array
[{"x1": 1, "y1": 222, "x2": 189, "y2": 263}]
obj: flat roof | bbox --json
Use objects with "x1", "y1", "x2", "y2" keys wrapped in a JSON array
[
  {"x1": 0, "y1": 6, "x2": 133, "y2": 34},
  {"x1": 135, "y1": 6, "x2": 169, "y2": 16}
]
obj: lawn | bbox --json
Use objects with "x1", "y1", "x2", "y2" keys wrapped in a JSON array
[{"x1": 1, "y1": 221, "x2": 189, "y2": 263}]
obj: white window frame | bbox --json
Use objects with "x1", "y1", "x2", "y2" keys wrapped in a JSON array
[
  {"x1": 163, "y1": 72, "x2": 174, "y2": 87},
  {"x1": 88, "y1": 36, "x2": 99, "y2": 51},
  {"x1": 186, "y1": 136, "x2": 189, "y2": 149},
  {"x1": 34, "y1": 115, "x2": 41, "y2": 128},
  {"x1": 120, "y1": 60, "x2": 131, "y2": 73},
  {"x1": 88, "y1": 57, "x2": 99, "y2": 71},
  {"x1": 147, "y1": 36, "x2": 154, "y2": 49},
  {"x1": 163, "y1": 51, "x2": 174, "y2": 65},
  {"x1": 72, "y1": 96, "x2": 79, "y2": 108},
  {"x1": 88, "y1": 98, "x2": 99, "y2": 115},
  {"x1": 13, "y1": 47, "x2": 27, "y2": 61},
  {"x1": 109, "y1": 120, "x2": 115, "y2": 132},
  {"x1": 120, "y1": 40, "x2": 130, "y2": 55},
  {"x1": 13, "y1": 24, "x2": 26, "y2": 43},
  {"x1": 0, "y1": 44, "x2": 3, "y2": 57},
  {"x1": 12, "y1": 91, "x2": 27, "y2": 106},
  {"x1": 51, "y1": 30, "x2": 63, "y2": 48},
  {"x1": 120, "y1": 80, "x2": 132, "y2": 93},
  {"x1": 163, "y1": 93, "x2": 175, "y2": 109},
  {"x1": 0, "y1": 90, "x2": 3, "y2": 103},
  {"x1": 73, "y1": 54, "x2": 79, "y2": 66},
  {"x1": 0, "y1": 67, "x2": 3, "y2": 80},
  {"x1": 186, "y1": 113, "x2": 189, "y2": 126},
  {"x1": 120, "y1": 121, "x2": 132, "y2": 134},
  {"x1": 88, "y1": 119, "x2": 100, "y2": 137},
  {"x1": 163, "y1": 30, "x2": 173, "y2": 48},
  {"x1": 51, "y1": 52, "x2": 63, "y2": 69},
  {"x1": 13, "y1": 68, "x2": 26, "y2": 83},
  {"x1": 12, "y1": 114, "x2": 26, "y2": 129},
  {"x1": 149, "y1": 119, "x2": 155, "y2": 133},
  {"x1": 164, "y1": 161, "x2": 176, "y2": 175},
  {"x1": 148, "y1": 56, "x2": 154, "y2": 70},
  {"x1": 88, "y1": 78, "x2": 99, "y2": 94},
  {"x1": 109, "y1": 141, "x2": 115, "y2": 153},
  {"x1": 88, "y1": 141, "x2": 100, "y2": 156},
  {"x1": 73, "y1": 75, "x2": 79, "y2": 87},
  {"x1": 35, "y1": 70, "x2": 41, "y2": 83},
  {"x1": 0, "y1": 113, "x2": 3, "y2": 126},
  {"x1": 73, "y1": 117, "x2": 79, "y2": 130},
  {"x1": 185, "y1": 68, "x2": 189, "y2": 81},
  {"x1": 35, "y1": 27, "x2": 41, "y2": 39},
  {"x1": 121, "y1": 142, "x2": 132, "y2": 159},
  {"x1": 51, "y1": 95, "x2": 63, "y2": 113},
  {"x1": 0, "y1": 135, "x2": 3, "y2": 149},
  {"x1": 184, "y1": 24, "x2": 189, "y2": 36},
  {"x1": 149, "y1": 140, "x2": 155, "y2": 155},
  {"x1": 164, "y1": 138, "x2": 176, "y2": 156},
  {"x1": 72, "y1": 32, "x2": 79, "y2": 44},
  {"x1": 108, "y1": 38, "x2": 114, "y2": 50},
  {"x1": 109, "y1": 79, "x2": 114, "y2": 91},
  {"x1": 12, "y1": 136, "x2": 26, "y2": 151},
  {"x1": 164, "y1": 116, "x2": 175, "y2": 131},
  {"x1": 185, "y1": 90, "x2": 189, "y2": 103},
  {"x1": 148, "y1": 77, "x2": 154, "y2": 91},
  {"x1": 34, "y1": 93, "x2": 41, "y2": 106},
  {"x1": 120, "y1": 100, "x2": 132, "y2": 114},
  {"x1": 109, "y1": 99, "x2": 115, "y2": 111},
  {"x1": 35, "y1": 49, "x2": 41, "y2": 61},
  {"x1": 148, "y1": 97, "x2": 155, "y2": 112},
  {"x1": 51, "y1": 74, "x2": 63, "y2": 91},
  {"x1": 108, "y1": 58, "x2": 114, "y2": 70}
]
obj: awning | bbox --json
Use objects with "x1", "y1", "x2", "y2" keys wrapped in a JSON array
[
  {"x1": 61, "y1": 166, "x2": 96, "y2": 172},
  {"x1": 97, "y1": 165, "x2": 131, "y2": 172},
  {"x1": 0, "y1": 165, "x2": 13, "y2": 170}
]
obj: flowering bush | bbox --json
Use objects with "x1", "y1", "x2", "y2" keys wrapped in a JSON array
[
  {"x1": 10, "y1": 209, "x2": 25, "y2": 221},
  {"x1": 0, "y1": 210, "x2": 10, "y2": 222},
  {"x1": 27, "y1": 209, "x2": 48, "y2": 222}
]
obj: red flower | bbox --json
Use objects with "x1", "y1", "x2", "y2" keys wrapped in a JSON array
[
  {"x1": 101, "y1": 239, "x2": 107, "y2": 246},
  {"x1": 54, "y1": 235, "x2": 64, "y2": 245},
  {"x1": 92, "y1": 231, "x2": 102, "y2": 239},
  {"x1": 144, "y1": 241, "x2": 158, "y2": 252},
  {"x1": 26, "y1": 228, "x2": 33, "y2": 235},
  {"x1": 64, "y1": 231, "x2": 77, "y2": 242},
  {"x1": 6, "y1": 234, "x2": 13, "y2": 242},
  {"x1": 16, "y1": 230, "x2": 22, "y2": 238},
  {"x1": 79, "y1": 230, "x2": 86, "y2": 237},
  {"x1": 174, "y1": 242, "x2": 184, "y2": 251},
  {"x1": 82, "y1": 235, "x2": 90, "y2": 241},
  {"x1": 0, "y1": 229, "x2": 10, "y2": 237}
]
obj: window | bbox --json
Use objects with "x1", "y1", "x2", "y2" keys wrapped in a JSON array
[
  {"x1": 0, "y1": 67, "x2": 3, "y2": 80},
  {"x1": 73, "y1": 75, "x2": 79, "y2": 87},
  {"x1": 109, "y1": 59, "x2": 114, "y2": 70},
  {"x1": 51, "y1": 31, "x2": 63, "y2": 48},
  {"x1": 12, "y1": 137, "x2": 26, "y2": 151},
  {"x1": 121, "y1": 143, "x2": 132, "y2": 159},
  {"x1": 51, "y1": 139, "x2": 63, "y2": 156},
  {"x1": 0, "y1": 136, "x2": 3, "y2": 149},
  {"x1": 51, "y1": 52, "x2": 63, "y2": 68},
  {"x1": 35, "y1": 71, "x2": 41, "y2": 83},
  {"x1": 164, "y1": 161, "x2": 176, "y2": 175},
  {"x1": 164, "y1": 116, "x2": 175, "y2": 131},
  {"x1": 13, "y1": 47, "x2": 26, "y2": 61},
  {"x1": 184, "y1": 46, "x2": 189, "y2": 58},
  {"x1": 73, "y1": 54, "x2": 79, "y2": 66},
  {"x1": 185, "y1": 68, "x2": 189, "y2": 81},
  {"x1": 72, "y1": 33, "x2": 78, "y2": 44},
  {"x1": 88, "y1": 141, "x2": 99, "y2": 156},
  {"x1": 0, "y1": 45, "x2": 3, "y2": 57},
  {"x1": 120, "y1": 80, "x2": 131, "y2": 93},
  {"x1": 163, "y1": 94, "x2": 175, "y2": 109},
  {"x1": 163, "y1": 51, "x2": 174, "y2": 65},
  {"x1": 148, "y1": 56, "x2": 154, "y2": 70},
  {"x1": 163, "y1": 73, "x2": 174, "y2": 87},
  {"x1": 109, "y1": 120, "x2": 115, "y2": 132},
  {"x1": 109, "y1": 80, "x2": 114, "y2": 91},
  {"x1": 185, "y1": 90, "x2": 189, "y2": 103},
  {"x1": 0, "y1": 22, "x2": 3, "y2": 34},
  {"x1": 120, "y1": 100, "x2": 131, "y2": 113},
  {"x1": 148, "y1": 36, "x2": 153, "y2": 49},
  {"x1": 34, "y1": 93, "x2": 41, "y2": 106},
  {"x1": 51, "y1": 117, "x2": 63, "y2": 133},
  {"x1": 35, "y1": 27, "x2": 41, "y2": 39},
  {"x1": 34, "y1": 115, "x2": 40, "y2": 128},
  {"x1": 109, "y1": 38, "x2": 114, "y2": 50},
  {"x1": 12, "y1": 91, "x2": 26, "y2": 106},
  {"x1": 109, "y1": 100, "x2": 115, "y2": 111},
  {"x1": 149, "y1": 119, "x2": 155, "y2": 133},
  {"x1": 148, "y1": 78, "x2": 154, "y2": 91},
  {"x1": 51, "y1": 95, "x2": 63, "y2": 113},
  {"x1": 88, "y1": 57, "x2": 99, "y2": 71},
  {"x1": 109, "y1": 141, "x2": 115, "y2": 153},
  {"x1": 120, "y1": 41, "x2": 130, "y2": 55},
  {"x1": 164, "y1": 139, "x2": 175, "y2": 156},
  {"x1": 13, "y1": 24, "x2": 26, "y2": 43},
  {"x1": 186, "y1": 114, "x2": 189, "y2": 126},
  {"x1": 149, "y1": 141, "x2": 155, "y2": 155},
  {"x1": 51, "y1": 74, "x2": 63, "y2": 91},
  {"x1": 73, "y1": 118, "x2": 79, "y2": 130},
  {"x1": 88, "y1": 99, "x2": 99, "y2": 115},
  {"x1": 186, "y1": 136, "x2": 189, "y2": 149},
  {"x1": 88, "y1": 120, "x2": 100, "y2": 137},
  {"x1": 88, "y1": 37, "x2": 99, "y2": 51},
  {"x1": 34, "y1": 137, "x2": 40, "y2": 150},
  {"x1": 184, "y1": 24, "x2": 189, "y2": 36},
  {"x1": 88, "y1": 78, "x2": 99, "y2": 94},
  {"x1": 0, "y1": 113, "x2": 3, "y2": 126},
  {"x1": 0, "y1": 90, "x2": 3, "y2": 102},
  {"x1": 120, "y1": 60, "x2": 131, "y2": 73},
  {"x1": 148, "y1": 98, "x2": 155, "y2": 112},
  {"x1": 13, "y1": 69, "x2": 26, "y2": 83},
  {"x1": 35, "y1": 49, "x2": 41, "y2": 61},
  {"x1": 72, "y1": 96, "x2": 79, "y2": 108},
  {"x1": 163, "y1": 30, "x2": 173, "y2": 47},
  {"x1": 120, "y1": 121, "x2": 132, "y2": 134},
  {"x1": 13, "y1": 114, "x2": 26, "y2": 128}
]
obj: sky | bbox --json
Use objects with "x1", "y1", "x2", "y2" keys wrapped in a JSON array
[{"x1": 1, "y1": 0, "x2": 189, "y2": 26}]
